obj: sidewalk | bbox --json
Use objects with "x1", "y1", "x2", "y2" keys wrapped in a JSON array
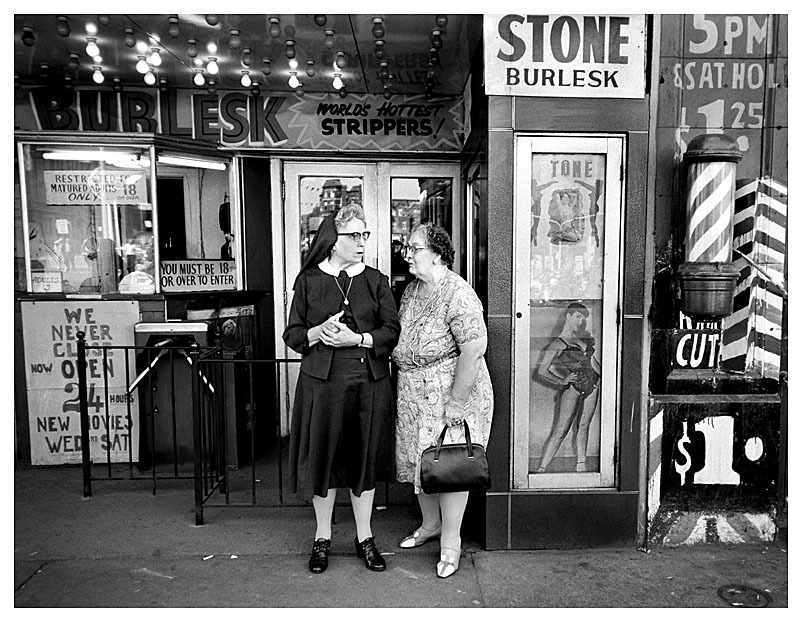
[{"x1": 14, "y1": 466, "x2": 788, "y2": 608}]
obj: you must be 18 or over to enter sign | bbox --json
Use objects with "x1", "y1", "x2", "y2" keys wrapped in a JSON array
[{"x1": 160, "y1": 260, "x2": 237, "y2": 292}]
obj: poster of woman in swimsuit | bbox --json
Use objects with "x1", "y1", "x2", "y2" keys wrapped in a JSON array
[{"x1": 528, "y1": 152, "x2": 606, "y2": 474}]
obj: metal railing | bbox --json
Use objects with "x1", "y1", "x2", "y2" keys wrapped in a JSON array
[{"x1": 76, "y1": 332, "x2": 408, "y2": 525}]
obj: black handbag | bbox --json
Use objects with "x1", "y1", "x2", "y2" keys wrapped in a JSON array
[{"x1": 420, "y1": 421, "x2": 491, "y2": 494}]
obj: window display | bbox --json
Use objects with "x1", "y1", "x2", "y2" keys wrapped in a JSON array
[
  {"x1": 17, "y1": 142, "x2": 236, "y2": 295},
  {"x1": 514, "y1": 136, "x2": 623, "y2": 489},
  {"x1": 20, "y1": 144, "x2": 155, "y2": 294}
]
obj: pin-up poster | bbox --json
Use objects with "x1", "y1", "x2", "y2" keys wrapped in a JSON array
[
  {"x1": 529, "y1": 153, "x2": 606, "y2": 301},
  {"x1": 21, "y1": 301, "x2": 140, "y2": 465},
  {"x1": 528, "y1": 152, "x2": 607, "y2": 474}
]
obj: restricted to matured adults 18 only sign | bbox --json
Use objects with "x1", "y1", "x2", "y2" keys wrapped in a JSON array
[{"x1": 484, "y1": 14, "x2": 646, "y2": 98}]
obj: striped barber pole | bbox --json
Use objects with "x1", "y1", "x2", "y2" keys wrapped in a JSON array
[
  {"x1": 720, "y1": 178, "x2": 787, "y2": 378},
  {"x1": 685, "y1": 161, "x2": 738, "y2": 263}
]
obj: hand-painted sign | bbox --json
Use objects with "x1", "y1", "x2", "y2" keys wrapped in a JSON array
[
  {"x1": 18, "y1": 88, "x2": 464, "y2": 152},
  {"x1": 31, "y1": 271, "x2": 63, "y2": 293},
  {"x1": 160, "y1": 260, "x2": 237, "y2": 292},
  {"x1": 44, "y1": 170, "x2": 148, "y2": 205},
  {"x1": 484, "y1": 14, "x2": 646, "y2": 98},
  {"x1": 672, "y1": 312, "x2": 721, "y2": 369},
  {"x1": 660, "y1": 14, "x2": 783, "y2": 172},
  {"x1": 21, "y1": 301, "x2": 140, "y2": 465}
]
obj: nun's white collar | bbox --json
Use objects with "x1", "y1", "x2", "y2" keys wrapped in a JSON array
[{"x1": 318, "y1": 259, "x2": 366, "y2": 277}]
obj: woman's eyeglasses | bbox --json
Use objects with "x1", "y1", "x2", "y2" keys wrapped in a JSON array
[
  {"x1": 402, "y1": 245, "x2": 429, "y2": 256},
  {"x1": 337, "y1": 231, "x2": 371, "y2": 242}
]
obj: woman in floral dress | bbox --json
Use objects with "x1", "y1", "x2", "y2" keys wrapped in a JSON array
[{"x1": 392, "y1": 223, "x2": 494, "y2": 579}]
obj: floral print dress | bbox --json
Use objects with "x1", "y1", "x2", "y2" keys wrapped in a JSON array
[{"x1": 392, "y1": 270, "x2": 494, "y2": 493}]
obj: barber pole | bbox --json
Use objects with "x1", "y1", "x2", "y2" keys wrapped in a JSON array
[
  {"x1": 676, "y1": 134, "x2": 743, "y2": 320},
  {"x1": 686, "y1": 159, "x2": 737, "y2": 263}
]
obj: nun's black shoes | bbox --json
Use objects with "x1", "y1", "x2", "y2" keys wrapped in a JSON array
[
  {"x1": 308, "y1": 538, "x2": 331, "y2": 573},
  {"x1": 354, "y1": 536, "x2": 386, "y2": 571}
]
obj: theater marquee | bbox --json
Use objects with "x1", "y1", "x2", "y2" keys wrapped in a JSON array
[{"x1": 484, "y1": 14, "x2": 646, "y2": 98}]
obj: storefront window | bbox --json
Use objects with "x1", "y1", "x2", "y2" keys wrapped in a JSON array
[
  {"x1": 19, "y1": 143, "x2": 155, "y2": 294},
  {"x1": 514, "y1": 136, "x2": 623, "y2": 489}
]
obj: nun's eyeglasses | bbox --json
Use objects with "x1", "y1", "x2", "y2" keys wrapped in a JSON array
[{"x1": 337, "y1": 231, "x2": 371, "y2": 242}]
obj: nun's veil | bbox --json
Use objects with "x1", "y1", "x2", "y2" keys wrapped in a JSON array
[{"x1": 293, "y1": 211, "x2": 338, "y2": 290}]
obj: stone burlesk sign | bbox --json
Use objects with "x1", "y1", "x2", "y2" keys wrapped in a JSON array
[
  {"x1": 483, "y1": 14, "x2": 646, "y2": 98},
  {"x1": 21, "y1": 301, "x2": 140, "y2": 465},
  {"x1": 16, "y1": 88, "x2": 465, "y2": 151}
]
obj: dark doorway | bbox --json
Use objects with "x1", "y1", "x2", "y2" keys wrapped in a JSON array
[{"x1": 156, "y1": 178, "x2": 186, "y2": 260}]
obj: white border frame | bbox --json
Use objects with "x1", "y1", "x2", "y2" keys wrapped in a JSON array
[{"x1": 513, "y1": 134, "x2": 625, "y2": 490}]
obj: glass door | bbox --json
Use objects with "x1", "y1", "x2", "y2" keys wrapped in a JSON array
[
  {"x1": 513, "y1": 135, "x2": 624, "y2": 489},
  {"x1": 272, "y1": 161, "x2": 460, "y2": 435}
]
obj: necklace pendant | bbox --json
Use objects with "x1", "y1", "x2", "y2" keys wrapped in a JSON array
[{"x1": 344, "y1": 298, "x2": 349, "y2": 306}]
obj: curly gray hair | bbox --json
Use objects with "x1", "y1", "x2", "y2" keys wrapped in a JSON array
[{"x1": 334, "y1": 204, "x2": 367, "y2": 229}]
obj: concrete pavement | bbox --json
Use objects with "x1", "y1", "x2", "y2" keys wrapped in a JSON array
[{"x1": 14, "y1": 466, "x2": 788, "y2": 608}]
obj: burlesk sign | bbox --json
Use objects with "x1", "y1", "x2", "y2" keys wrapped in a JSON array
[
  {"x1": 483, "y1": 14, "x2": 646, "y2": 98},
  {"x1": 16, "y1": 87, "x2": 464, "y2": 151}
]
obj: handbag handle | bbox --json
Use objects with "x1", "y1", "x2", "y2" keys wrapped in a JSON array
[{"x1": 434, "y1": 420, "x2": 474, "y2": 461}]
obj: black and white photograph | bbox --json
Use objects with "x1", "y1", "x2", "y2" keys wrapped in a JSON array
[{"x1": 11, "y1": 9, "x2": 789, "y2": 611}]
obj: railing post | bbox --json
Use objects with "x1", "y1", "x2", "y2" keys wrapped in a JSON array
[
  {"x1": 77, "y1": 331, "x2": 92, "y2": 498},
  {"x1": 190, "y1": 341, "x2": 204, "y2": 525}
]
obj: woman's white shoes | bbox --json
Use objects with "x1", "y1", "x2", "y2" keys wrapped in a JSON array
[
  {"x1": 399, "y1": 525, "x2": 442, "y2": 549},
  {"x1": 436, "y1": 547, "x2": 461, "y2": 578}
]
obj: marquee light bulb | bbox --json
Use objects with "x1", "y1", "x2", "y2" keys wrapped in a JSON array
[
  {"x1": 144, "y1": 70, "x2": 156, "y2": 86},
  {"x1": 92, "y1": 66, "x2": 104, "y2": 84},
  {"x1": 269, "y1": 18, "x2": 281, "y2": 38},
  {"x1": 168, "y1": 15, "x2": 179, "y2": 38},
  {"x1": 240, "y1": 71, "x2": 252, "y2": 88},
  {"x1": 85, "y1": 37, "x2": 100, "y2": 57},
  {"x1": 371, "y1": 17, "x2": 385, "y2": 40},
  {"x1": 135, "y1": 56, "x2": 149, "y2": 74},
  {"x1": 207, "y1": 57, "x2": 219, "y2": 75},
  {"x1": 21, "y1": 26, "x2": 35, "y2": 47},
  {"x1": 56, "y1": 16, "x2": 70, "y2": 37},
  {"x1": 288, "y1": 72, "x2": 300, "y2": 89},
  {"x1": 193, "y1": 70, "x2": 205, "y2": 87},
  {"x1": 149, "y1": 48, "x2": 162, "y2": 67},
  {"x1": 285, "y1": 40, "x2": 296, "y2": 59},
  {"x1": 332, "y1": 73, "x2": 343, "y2": 90}
]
